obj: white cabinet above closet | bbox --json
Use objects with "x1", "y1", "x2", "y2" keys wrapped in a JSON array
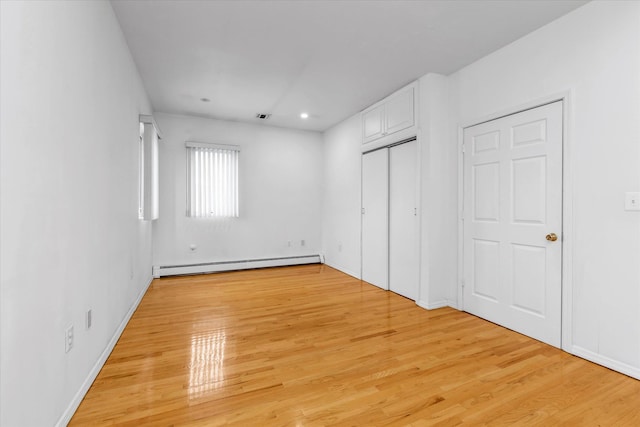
[
  {"x1": 361, "y1": 82, "x2": 417, "y2": 151},
  {"x1": 362, "y1": 104, "x2": 385, "y2": 143}
]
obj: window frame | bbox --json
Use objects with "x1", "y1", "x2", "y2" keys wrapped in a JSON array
[
  {"x1": 139, "y1": 115, "x2": 160, "y2": 221},
  {"x1": 138, "y1": 122, "x2": 145, "y2": 220}
]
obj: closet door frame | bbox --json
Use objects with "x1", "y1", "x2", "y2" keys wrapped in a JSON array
[{"x1": 361, "y1": 137, "x2": 421, "y2": 300}]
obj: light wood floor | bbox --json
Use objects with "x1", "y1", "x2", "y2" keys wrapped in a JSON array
[{"x1": 71, "y1": 265, "x2": 640, "y2": 426}]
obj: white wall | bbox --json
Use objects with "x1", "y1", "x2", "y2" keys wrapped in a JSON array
[
  {"x1": 153, "y1": 114, "x2": 323, "y2": 268},
  {"x1": 0, "y1": 1, "x2": 153, "y2": 425},
  {"x1": 321, "y1": 0, "x2": 640, "y2": 380},
  {"x1": 416, "y1": 74, "x2": 458, "y2": 309},
  {"x1": 450, "y1": 0, "x2": 640, "y2": 376},
  {"x1": 321, "y1": 115, "x2": 363, "y2": 278}
]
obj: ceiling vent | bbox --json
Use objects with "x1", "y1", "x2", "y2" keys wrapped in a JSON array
[{"x1": 255, "y1": 113, "x2": 271, "y2": 120}]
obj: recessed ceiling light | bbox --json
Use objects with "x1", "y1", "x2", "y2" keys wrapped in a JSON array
[
  {"x1": 300, "y1": 112, "x2": 309, "y2": 119},
  {"x1": 200, "y1": 97, "x2": 210, "y2": 102}
]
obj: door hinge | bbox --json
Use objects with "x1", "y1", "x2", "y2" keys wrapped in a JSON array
[
  {"x1": 461, "y1": 279, "x2": 465, "y2": 288},
  {"x1": 414, "y1": 207, "x2": 417, "y2": 216},
  {"x1": 361, "y1": 207, "x2": 365, "y2": 214},
  {"x1": 462, "y1": 144, "x2": 466, "y2": 153}
]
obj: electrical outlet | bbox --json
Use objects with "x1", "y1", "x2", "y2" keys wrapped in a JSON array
[
  {"x1": 86, "y1": 309, "x2": 92, "y2": 329},
  {"x1": 625, "y1": 192, "x2": 640, "y2": 211},
  {"x1": 301, "y1": 239, "x2": 305, "y2": 247},
  {"x1": 338, "y1": 242, "x2": 343, "y2": 252},
  {"x1": 287, "y1": 241, "x2": 291, "y2": 247},
  {"x1": 65, "y1": 325, "x2": 74, "y2": 353}
]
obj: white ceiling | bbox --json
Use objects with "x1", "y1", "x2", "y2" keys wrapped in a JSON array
[{"x1": 111, "y1": 0, "x2": 587, "y2": 132}]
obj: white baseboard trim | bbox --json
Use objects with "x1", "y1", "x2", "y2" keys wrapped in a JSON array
[
  {"x1": 446, "y1": 299, "x2": 460, "y2": 310},
  {"x1": 323, "y1": 261, "x2": 361, "y2": 280},
  {"x1": 571, "y1": 345, "x2": 640, "y2": 380},
  {"x1": 416, "y1": 299, "x2": 449, "y2": 310},
  {"x1": 55, "y1": 275, "x2": 154, "y2": 427},
  {"x1": 154, "y1": 255, "x2": 321, "y2": 277}
]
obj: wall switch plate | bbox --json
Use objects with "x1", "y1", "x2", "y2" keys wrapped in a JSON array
[
  {"x1": 625, "y1": 192, "x2": 640, "y2": 211},
  {"x1": 65, "y1": 325, "x2": 74, "y2": 353}
]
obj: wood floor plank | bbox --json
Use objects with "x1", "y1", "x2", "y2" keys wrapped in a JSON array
[{"x1": 70, "y1": 265, "x2": 640, "y2": 425}]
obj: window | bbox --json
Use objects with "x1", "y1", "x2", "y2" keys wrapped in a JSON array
[
  {"x1": 139, "y1": 115, "x2": 160, "y2": 220},
  {"x1": 138, "y1": 122, "x2": 144, "y2": 219},
  {"x1": 186, "y1": 142, "x2": 239, "y2": 218}
]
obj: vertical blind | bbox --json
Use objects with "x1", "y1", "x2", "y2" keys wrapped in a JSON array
[{"x1": 186, "y1": 142, "x2": 240, "y2": 218}]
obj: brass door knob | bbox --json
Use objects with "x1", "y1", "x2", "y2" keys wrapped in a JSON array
[{"x1": 546, "y1": 233, "x2": 558, "y2": 242}]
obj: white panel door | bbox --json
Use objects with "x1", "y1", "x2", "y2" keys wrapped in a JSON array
[
  {"x1": 389, "y1": 140, "x2": 419, "y2": 300},
  {"x1": 463, "y1": 101, "x2": 563, "y2": 347},
  {"x1": 362, "y1": 149, "x2": 389, "y2": 290}
]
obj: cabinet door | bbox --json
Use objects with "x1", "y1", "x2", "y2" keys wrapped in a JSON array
[
  {"x1": 389, "y1": 140, "x2": 418, "y2": 300},
  {"x1": 362, "y1": 104, "x2": 385, "y2": 144},
  {"x1": 385, "y1": 88, "x2": 414, "y2": 136},
  {"x1": 361, "y1": 149, "x2": 389, "y2": 290}
]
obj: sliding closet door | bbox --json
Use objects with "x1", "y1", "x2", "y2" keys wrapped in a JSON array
[
  {"x1": 361, "y1": 149, "x2": 389, "y2": 290},
  {"x1": 389, "y1": 140, "x2": 418, "y2": 300}
]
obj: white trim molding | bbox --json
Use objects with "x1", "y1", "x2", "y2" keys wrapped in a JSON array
[
  {"x1": 571, "y1": 346, "x2": 640, "y2": 381},
  {"x1": 185, "y1": 141, "x2": 240, "y2": 151},
  {"x1": 139, "y1": 114, "x2": 163, "y2": 140},
  {"x1": 154, "y1": 255, "x2": 322, "y2": 277},
  {"x1": 55, "y1": 275, "x2": 154, "y2": 427},
  {"x1": 416, "y1": 299, "x2": 449, "y2": 310},
  {"x1": 323, "y1": 261, "x2": 361, "y2": 281}
]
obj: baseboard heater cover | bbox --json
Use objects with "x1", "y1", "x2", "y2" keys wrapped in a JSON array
[{"x1": 153, "y1": 254, "x2": 322, "y2": 277}]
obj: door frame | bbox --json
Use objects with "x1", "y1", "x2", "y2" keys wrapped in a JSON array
[
  {"x1": 457, "y1": 91, "x2": 574, "y2": 352},
  {"x1": 360, "y1": 136, "x2": 421, "y2": 296}
]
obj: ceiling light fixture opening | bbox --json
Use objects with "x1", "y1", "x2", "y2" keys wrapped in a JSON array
[{"x1": 255, "y1": 113, "x2": 271, "y2": 120}]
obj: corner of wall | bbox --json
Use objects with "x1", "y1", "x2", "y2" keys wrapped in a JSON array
[{"x1": 416, "y1": 73, "x2": 458, "y2": 310}]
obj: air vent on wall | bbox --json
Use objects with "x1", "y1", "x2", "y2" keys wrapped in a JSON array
[{"x1": 255, "y1": 113, "x2": 271, "y2": 120}]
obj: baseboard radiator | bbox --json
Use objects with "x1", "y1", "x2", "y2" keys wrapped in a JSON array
[{"x1": 153, "y1": 254, "x2": 323, "y2": 278}]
